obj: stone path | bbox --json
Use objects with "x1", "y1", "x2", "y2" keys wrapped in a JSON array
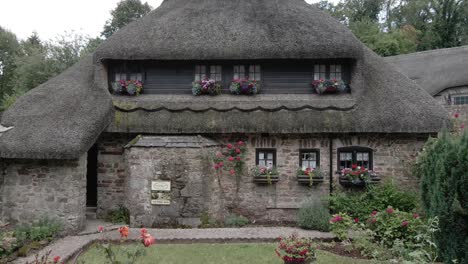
[{"x1": 14, "y1": 226, "x2": 333, "y2": 264}]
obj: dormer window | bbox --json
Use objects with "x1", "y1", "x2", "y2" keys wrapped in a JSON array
[
  {"x1": 314, "y1": 64, "x2": 342, "y2": 80},
  {"x1": 453, "y1": 95, "x2": 468, "y2": 105},
  {"x1": 195, "y1": 65, "x2": 222, "y2": 81},
  {"x1": 233, "y1": 65, "x2": 261, "y2": 81}
]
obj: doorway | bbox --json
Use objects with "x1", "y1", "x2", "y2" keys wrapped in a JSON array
[{"x1": 86, "y1": 144, "x2": 98, "y2": 207}]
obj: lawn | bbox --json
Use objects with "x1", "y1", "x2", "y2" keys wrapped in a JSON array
[{"x1": 76, "y1": 243, "x2": 376, "y2": 264}]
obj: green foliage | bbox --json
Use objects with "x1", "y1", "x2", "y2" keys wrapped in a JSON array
[
  {"x1": 224, "y1": 214, "x2": 249, "y2": 227},
  {"x1": 297, "y1": 199, "x2": 331, "y2": 231},
  {"x1": 198, "y1": 211, "x2": 220, "y2": 228},
  {"x1": 328, "y1": 181, "x2": 419, "y2": 220},
  {"x1": 414, "y1": 132, "x2": 468, "y2": 263},
  {"x1": 105, "y1": 205, "x2": 130, "y2": 224},
  {"x1": 329, "y1": 213, "x2": 354, "y2": 241},
  {"x1": 14, "y1": 217, "x2": 63, "y2": 245},
  {"x1": 0, "y1": 26, "x2": 20, "y2": 100},
  {"x1": 0, "y1": 90, "x2": 24, "y2": 111},
  {"x1": 0, "y1": 231, "x2": 18, "y2": 258},
  {"x1": 101, "y1": 0, "x2": 152, "y2": 38}
]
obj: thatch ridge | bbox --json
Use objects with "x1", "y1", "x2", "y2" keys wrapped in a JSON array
[{"x1": 94, "y1": 0, "x2": 364, "y2": 61}]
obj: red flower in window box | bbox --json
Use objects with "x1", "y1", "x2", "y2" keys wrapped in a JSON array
[{"x1": 311, "y1": 79, "x2": 347, "y2": 95}]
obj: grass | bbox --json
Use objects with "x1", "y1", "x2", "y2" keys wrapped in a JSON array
[{"x1": 76, "y1": 243, "x2": 377, "y2": 264}]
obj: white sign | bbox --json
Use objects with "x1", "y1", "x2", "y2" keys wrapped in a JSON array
[{"x1": 151, "y1": 181, "x2": 171, "y2": 191}]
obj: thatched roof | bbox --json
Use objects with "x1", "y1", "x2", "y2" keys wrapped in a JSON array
[
  {"x1": 108, "y1": 49, "x2": 447, "y2": 134},
  {"x1": 0, "y1": 56, "x2": 113, "y2": 159},
  {"x1": 94, "y1": 0, "x2": 364, "y2": 61},
  {"x1": 386, "y1": 46, "x2": 468, "y2": 96},
  {"x1": 0, "y1": 0, "x2": 448, "y2": 159}
]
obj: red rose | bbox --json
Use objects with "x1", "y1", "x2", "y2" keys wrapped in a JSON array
[
  {"x1": 142, "y1": 233, "x2": 156, "y2": 247},
  {"x1": 454, "y1": 112, "x2": 460, "y2": 118},
  {"x1": 227, "y1": 144, "x2": 233, "y2": 149},
  {"x1": 386, "y1": 207, "x2": 394, "y2": 214},
  {"x1": 354, "y1": 218, "x2": 359, "y2": 223},
  {"x1": 53, "y1": 256, "x2": 61, "y2": 263},
  {"x1": 371, "y1": 210, "x2": 378, "y2": 216},
  {"x1": 236, "y1": 157, "x2": 241, "y2": 161},
  {"x1": 352, "y1": 164, "x2": 358, "y2": 169},
  {"x1": 235, "y1": 148, "x2": 241, "y2": 154},
  {"x1": 98, "y1": 226, "x2": 104, "y2": 233},
  {"x1": 237, "y1": 141, "x2": 244, "y2": 146},
  {"x1": 401, "y1": 220, "x2": 409, "y2": 227},
  {"x1": 218, "y1": 162, "x2": 223, "y2": 167},
  {"x1": 228, "y1": 156, "x2": 234, "y2": 162}
]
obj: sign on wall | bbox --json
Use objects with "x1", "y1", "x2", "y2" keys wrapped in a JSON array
[{"x1": 151, "y1": 181, "x2": 171, "y2": 205}]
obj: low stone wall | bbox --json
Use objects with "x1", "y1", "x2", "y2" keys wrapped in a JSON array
[{"x1": 0, "y1": 155, "x2": 87, "y2": 233}]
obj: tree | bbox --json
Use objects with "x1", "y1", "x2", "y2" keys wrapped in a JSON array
[
  {"x1": 415, "y1": 132, "x2": 468, "y2": 263},
  {"x1": 0, "y1": 26, "x2": 19, "y2": 101},
  {"x1": 101, "y1": 0, "x2": 152, "y2": 38}
]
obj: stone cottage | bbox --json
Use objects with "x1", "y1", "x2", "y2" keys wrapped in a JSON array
[{"x1": 0, "y1": 0, "x2": 447, "y2": 233}]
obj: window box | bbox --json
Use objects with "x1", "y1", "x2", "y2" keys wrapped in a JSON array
[
  {"x1": 337, "y1": 169, "x2": 380, "y2": 187},
  {"x1": 296, "y1": 167, "x2": 324, "y2": 186},
  {"x1": 111, "y1": 80, "x2": 143, "y2": 96},
  {"x1": 252, "y1": 166, "x2": 279, "y2": 184},
  {"x1": 192, "y1": 79, "x2": 222, "y2": 96},
  {"x1": 311, "y1": 79, "x2": 348, "y2": 94},
  {"x1": 229, "y1": 79, "x2": 261, "y2": 95}
]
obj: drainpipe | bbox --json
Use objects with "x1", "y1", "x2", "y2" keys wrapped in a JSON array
[{"x1": 329, "y1": 135, "x2": 333, "y2": 194}]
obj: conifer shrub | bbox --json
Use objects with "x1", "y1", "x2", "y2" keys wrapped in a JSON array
[{"x1": 414, "y1": 132, "x2": 468, "y2": 263}]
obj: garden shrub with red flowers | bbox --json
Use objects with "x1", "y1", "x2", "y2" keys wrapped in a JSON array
[
  {"x1": 275, "y1": 233, "x2": 316, "y2": 263},
  {"x1": 330, "y1": 207, "x2": 439, "y2": 263},
  {"x1": 229, "y1": 78, "x2": 260, "y2": 95}
]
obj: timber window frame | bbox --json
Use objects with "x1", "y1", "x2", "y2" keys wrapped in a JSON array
[
  {"x1": 337, "y1": 146, "x2": 373, "y2": 170},
  {"x1": 233, "y1": 65, "x2": 262, "y2": 81},
  {"x1": 256, "y1": 149, "x2": 277, "y2": 169},
  {"x1": 194, "y1": 65, "x2": 222, "y2": 81},
  {"x1": 452, "y1": 95, "x2": 468, "y2": 105},
  {"x1": 313, "y1": 64, "x2": 343, "y2": 80},
  {"x1": 299, "y1": 149, "x2": 320, "y2": 170}
]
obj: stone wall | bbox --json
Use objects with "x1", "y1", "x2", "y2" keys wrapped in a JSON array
[
  {"x1": 99, "y1": 132, "x2": 429, "y2": 227},
  {"x1": 96, "y1": 133, "x2": 136, "y2": 217},
  {"x1": 0, "y1": 155, "x2": 87, "y2": 233}
]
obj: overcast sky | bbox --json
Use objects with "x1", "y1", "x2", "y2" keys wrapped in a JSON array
[{"x1": 0, "y1": 0, "x2": 339, "y2": 41}]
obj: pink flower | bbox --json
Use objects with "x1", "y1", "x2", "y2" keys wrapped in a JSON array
[
  {"x1": 53, "y1": 256, "x2": 61, "y2": 263},
  {"x1": 413, "y1": 213, "x2": 419, "y2": 219},
  {"x1": 228, "y1": 156, "x2": 234, "y2": 162},
  {"x1": 370, "y1": 218, "x2": 377, "y2": 223},
  {"x1": 229, "y1": 169, "x2": 236, "y2": 175},
  {"x1": 454, "y1": 112, "x2": 460, "y2": 118},
  {"x1": 237, "y1": 141, "x2": 244, "y2": 146},
  {"x1": 354, "y1": 218, "x2": 359, "y2": 223},
  {"x1": 142, "y1": 233, "x2": 156, "y2": 247},
  {"x1": 98, "y1": 226, "x2": 104, "y2": 233},
  {"x1": 235, "y1": 148, "x2": 241, "y2": 154},
  {"x1": 140, "y1": 228, "x2": 148, "y2": 238},
  {"x1": 227, "y1": 144, "x2": 233, "y2": 149},
  {"x1": 218, "y1": 162, "x2": 223, "y2": 167},
  {"x1": 352, "y1": 164, "x2": 358, "y2": 169},
  {"x1": 371, "y1": 210, "x2": 378, "y2": 216},
  {"x1": 461, "y1": 124, "x2": 465, "y2": 129},
  {"x1": 236, "y1": 157, "x2": 241, "y2": 161},
  {"x1": 386, "y1": 207, "x2": 394, "y2": 214},
  {"x1": 401, "y1": 220, "x2": 409, "y2": 227}
]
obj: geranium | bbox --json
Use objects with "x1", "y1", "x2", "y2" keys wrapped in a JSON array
[
  {"x1": 229, "y1": 78, "x2": 260, "y2": 95},
  {"x1": 401, "y1": 220, "x2": 409, "y2": 227},
  {"x1": 275, "y1": 233, "x2": 316, "y2": 263},
  {"x1": 252, "y1": 166, "x2": 278, "y2": 185},
  {"x1": 192, "y1": 78, "x2": 221, "y2": 96},
  {"x1": 329, "y1": 213, "x2": 353, "y2": 240},
  {"x1": 296, "y1": 167, "x2": 324, "y2": 186},
  {"x1": 142, "y1": 233, "x2": 156, "y2": 247},
  {"x1": 386, "y1": 207, "x2": 394, "y2": 214},
  {"x1": 354, "y1": 218, "x2": 360, "y2": 223},
  {"x1": 413, "y1": 213, "x2": 419, "y2": 219},
  {"x1": 340, "y1": 165, "x2": 376, "y2": 184},
  {"x1": 112, "y1": 80, "x2": 144, "y2": 96},
  {"x1": 53, "y1": 256, "x2": 61, "y2": 263},
  {"x1": 312, "y1": 79, "x2": 347, "y2": 94},
  {"x1": 454, "y1": 112, "x2": 460, "y2": 118}
]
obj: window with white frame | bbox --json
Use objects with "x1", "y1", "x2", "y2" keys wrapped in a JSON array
[
  {"x1": 314, "y1": 65, "x2": 326, "y2": 80},
  {"x1": 114, "y1": 72, "x2": 143, "y2": 82},
  {"x1": 300, "y1": 150, "x2": 319, "y2": 170},
  {"x1": 330, "y1": 64, "x2": 342, "y2": 80},
  {"x1": 249, "y1": 65, "x2": 261, "y2": 81},
  {"x1": 233, "y1": 65, "x2": 246, "y2": 79},
  {"x1": 210, "y1": 65, "x2": 222, "y2": 81},
  {"x1": 256, "y1": 149, "x2": 276, "y2": 169},
  {"x1": 453, "y1": 95, "x2": 468, "y2": 105},
  {"x1": 194, "y1": 65, "x2": 207, "y2": 81}
]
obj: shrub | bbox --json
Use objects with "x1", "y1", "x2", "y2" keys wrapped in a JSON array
[
  {"x1": 198, "y1": 211, "x2": 220, "y2": 228},
  {"x1": 297, "y1": 199, "x2": 330, "y2": 231},
  {"x1": 328, "y1": 181, "x2": 419, "y2": 220},
  {"x1": 105, "y1": 205, "x2": 130, "y2": 224},
  {"x1": 414, "y1": 132, "x2": 468, "y2": 263},
  {"x1": 14, "y1": 217, "x2": 63, "y2": 244},
  {"x1": 275, "y1": 233, "x2": 316, "y2": 263},
  {"x1": 224, "y1": 214, "x2": 249, "y2": 227},
  {"x1": 329, "y1": 213, "x2": 354, "y2": 241}
]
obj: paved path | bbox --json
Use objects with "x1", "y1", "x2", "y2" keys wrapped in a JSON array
[{"x1": 14, "y1": 226, "x2": 333, "y2": 264}]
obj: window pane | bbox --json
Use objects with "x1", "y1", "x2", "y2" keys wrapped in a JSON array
[
  {"x1": 314, "y1": 65, "x2": 327, "y2": 80},
  {"x1": 259, "y1": 152, "x2": 264, "y2": 160},
  {"x1": 454, "y1": 96, "x2": 468, "y2": 105},
  {"x1": 195, "y1": 65, "x2": 206, "y2": 81},
  {"x1": 130, "y1": 73, "x2": 136, "y2": 80},
  {"x1": 330, "y1": 64, "x2": 342, "y2": 80},
  {"x1": 115, "y1": 73, "x2": 121, "y2": 81},
  {"x1": 267, "y1": 153, "x2": 273, "y2": 160},
  {"x1": 136, "y1": 73, "x2": 143, "y2": 81}
]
